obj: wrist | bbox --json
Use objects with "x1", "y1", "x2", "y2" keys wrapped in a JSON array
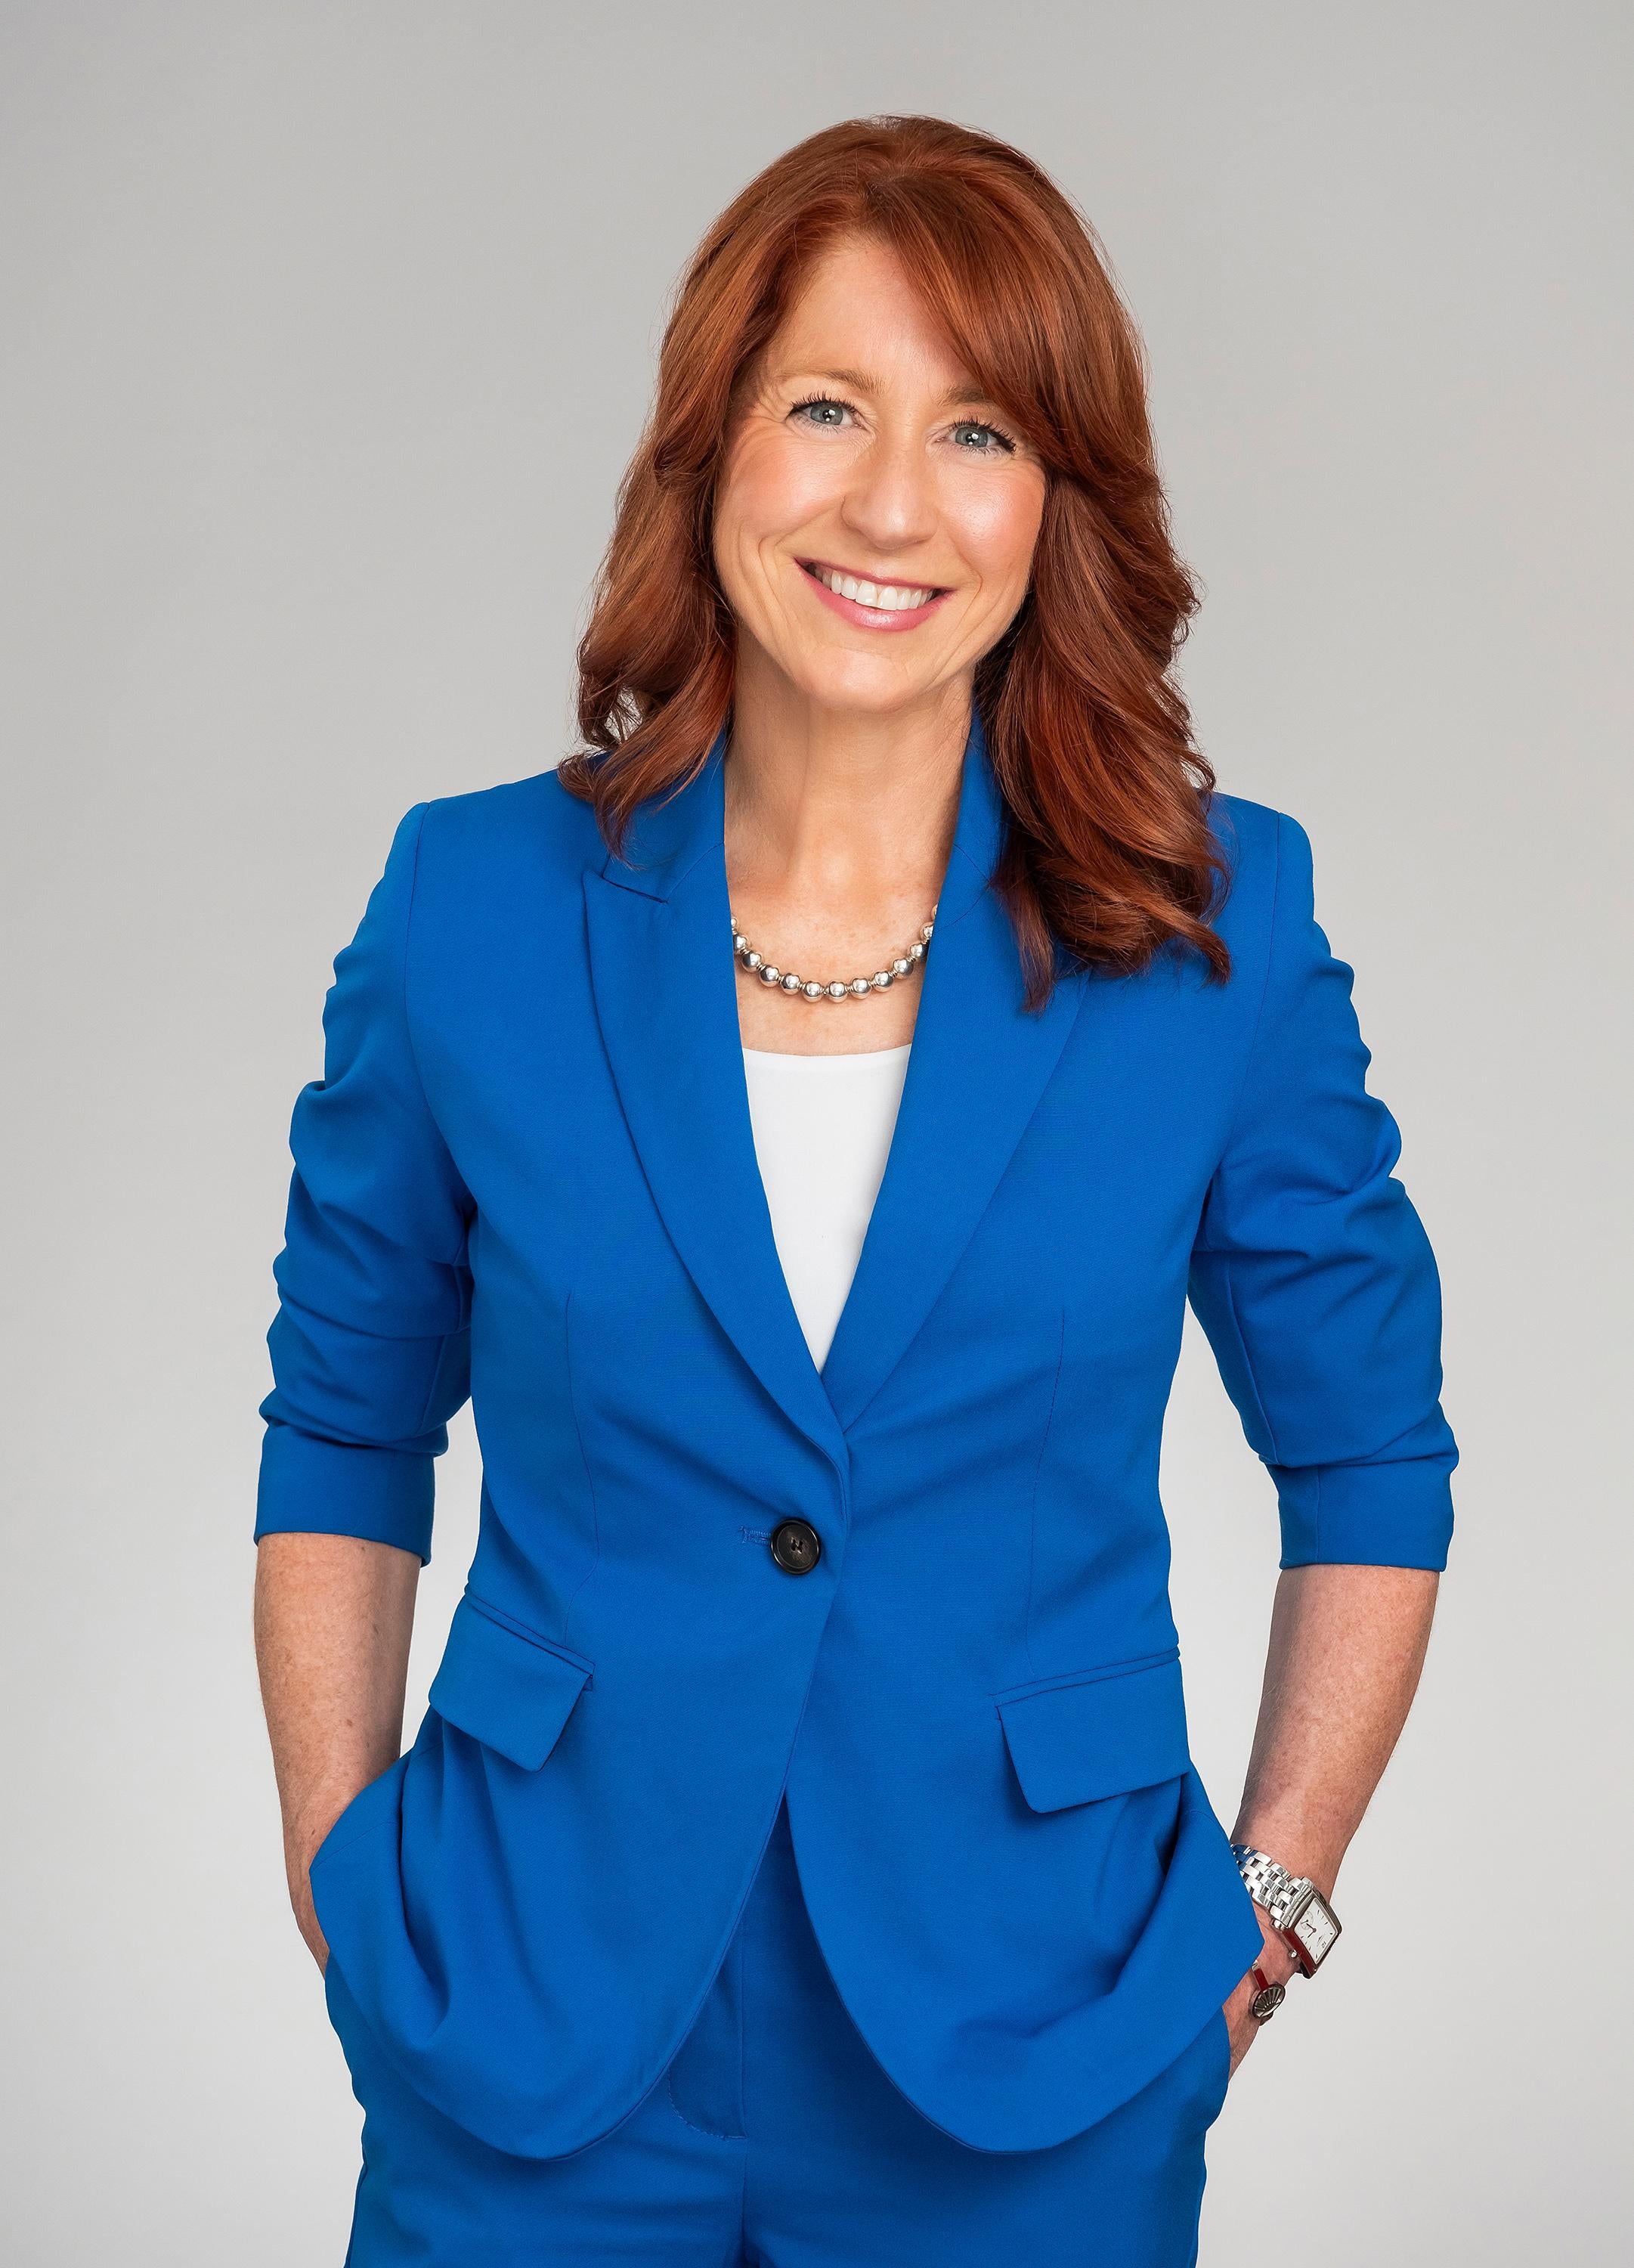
[
  {"x1": 1230, "y1": 1816, "x2": 1341, "y2": 1904},
  {"x1": 286, "y1": 1782, "x2": 367, "y2": 1876},
  {"x1": 1249, "y1": 1906, "x2": 1301, "y2": 1988},
  {"x1": 1230, "y1": 1840, "x2": 1344, "y2": 1977}
]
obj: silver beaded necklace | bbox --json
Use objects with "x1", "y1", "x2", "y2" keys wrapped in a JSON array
[{"x1": 729, "y1": 904, "x2": 937, "y2": 1002}]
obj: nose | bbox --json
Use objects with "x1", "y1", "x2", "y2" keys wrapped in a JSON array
[{"x1": 839, "y1": 429, "x2": 939, "y2": 559}]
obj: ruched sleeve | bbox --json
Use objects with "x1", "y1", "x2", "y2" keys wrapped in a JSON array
[
  {"x1": 255, "y1": 804, "x2": 472, "y2": 1563},
  {"x1": 1188, "y1": 813, "x2": 1457, "y2": 1569}
]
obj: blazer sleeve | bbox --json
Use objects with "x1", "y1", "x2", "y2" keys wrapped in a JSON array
[
  {"x1": 254, "y1": 804, "x2": 473, "y2": 1563},
  {"x1": 1188, "y1": 811, "x2": 1457, "y2": 1570}
]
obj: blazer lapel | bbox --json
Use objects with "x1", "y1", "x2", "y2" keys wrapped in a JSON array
[
  {"x1": 583, "y1": 733, "x2": 851, "y2": 1481},
  {"x1": 817, "y1": 720, "x2": 1087, "y2": 1432}
]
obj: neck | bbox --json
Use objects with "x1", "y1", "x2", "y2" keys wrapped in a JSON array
[{"x1": 723, "y1": 649, "x2": 971, "y2": 917}]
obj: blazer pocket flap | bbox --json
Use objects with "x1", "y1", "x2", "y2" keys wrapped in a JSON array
[
  {"x1": 428, "y1": 1595, "x2": 593, "y2": 1771},
  {"x1": 995, "y1": 1652, "x2": 1190, "y2": 1812}
]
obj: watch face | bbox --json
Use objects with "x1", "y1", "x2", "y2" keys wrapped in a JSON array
[{"x1": 1292, "y1": 1896, "x2": 1340, "y2": 1967}]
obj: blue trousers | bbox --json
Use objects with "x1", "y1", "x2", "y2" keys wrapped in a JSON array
[{"x1": 326, "y1": 1796, "x2": 1231, "y2": 2265}]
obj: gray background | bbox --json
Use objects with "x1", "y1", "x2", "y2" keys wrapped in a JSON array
[{"x1": 2, "y1": 4, "x2": 1629, "y2": 2260}]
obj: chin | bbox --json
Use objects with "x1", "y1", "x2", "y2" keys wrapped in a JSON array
[{"x1": 785, "y1": 653, "x2": 945, "y2": 721}]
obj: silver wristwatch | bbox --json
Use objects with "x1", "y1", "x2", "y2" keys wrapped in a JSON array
[{"x1": 1230, "y1": 1845, "x2": 1342, "y2": 1977}]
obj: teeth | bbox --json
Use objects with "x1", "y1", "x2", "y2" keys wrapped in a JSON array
[{"x1": 812, "y1": 565, "x2": 936, "y2": 612}]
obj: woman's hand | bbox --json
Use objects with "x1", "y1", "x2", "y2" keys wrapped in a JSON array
[
  {"x1": 1221, "y1": 1913, "x2": 1301, "y2": 2078},
  {"x1": 284, "y1": 1823, "x2": 333, "y2": 1975}
]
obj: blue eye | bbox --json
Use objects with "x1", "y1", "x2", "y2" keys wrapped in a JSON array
[
  {"x1": 792, "y1": 397, "x2": 851, "y2": 428},
  {"x1": 951, "y1": 419, "x2": 1016, "y2": 454}
]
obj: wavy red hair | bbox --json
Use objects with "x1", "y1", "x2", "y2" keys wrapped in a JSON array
[{"x1": 560, "y1": 115, "x2": 1229, "y2": 1005}]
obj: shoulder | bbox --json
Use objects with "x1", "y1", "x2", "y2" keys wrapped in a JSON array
[
  {"x1": 1203, "y1": 789, "x2": 1311, "y2": 875},
  {"x1": 1202, "y1": 791, "x2": 1316, "y2": 959},
  {"x1": 416, "y1": 763, "x2": 605, "y2": 872},
  {"x1": 396, "y1": 763, "x2": 608, "y2": 920},
  {"x1": 365, "y1": 767, "x2": 610, "y2": 980}
]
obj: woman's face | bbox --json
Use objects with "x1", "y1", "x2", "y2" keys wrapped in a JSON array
[{"x1": 713, "y1": 234, "x2": 1048, "y2": 723}]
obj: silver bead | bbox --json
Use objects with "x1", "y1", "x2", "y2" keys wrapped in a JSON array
[{"x1": 730, "y1": 903, "x2": 934, "y2": 1001}]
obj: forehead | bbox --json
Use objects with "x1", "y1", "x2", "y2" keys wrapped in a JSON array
[{"x1": 763, "y1": 234, "x2": 985, "y2": 398}]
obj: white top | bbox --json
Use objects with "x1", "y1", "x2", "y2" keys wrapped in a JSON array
[{"x1": 741, "y1": 1043, "x2": 911, "y2": 1371}]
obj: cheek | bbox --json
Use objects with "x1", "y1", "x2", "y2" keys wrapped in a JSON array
[
  {"x1": 718, "y1": 433, "x2": 837, "y2": 563},
  {"x1": 949, "y1": 476, "x2": 1046, "y2": 603}
]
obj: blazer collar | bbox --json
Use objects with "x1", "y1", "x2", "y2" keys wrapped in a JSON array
[{"x1": 583, "y1": 713, "x2": 1083, "y2": 1487}]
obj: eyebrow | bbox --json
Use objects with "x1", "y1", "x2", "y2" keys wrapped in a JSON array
[{"x1": 789, "y1": 365, "x2": 999, "y2": 410}]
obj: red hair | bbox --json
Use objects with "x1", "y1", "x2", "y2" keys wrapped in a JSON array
[{"x1": 561, "y1": 115, "x2": 1229, "y2": 1005}]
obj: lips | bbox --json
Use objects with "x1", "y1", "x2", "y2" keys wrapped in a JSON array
[{"x1": 799, "y1": 559, "x2": 949, "y2": 631}]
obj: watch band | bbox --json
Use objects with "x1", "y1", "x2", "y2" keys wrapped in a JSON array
[
  {"x1": 1231, "y1": 1845, "x2": 1306, "y2": 1930},
  {"x1": 1230, "y1": 1843, "x2": 1342, "y2": 1975}
]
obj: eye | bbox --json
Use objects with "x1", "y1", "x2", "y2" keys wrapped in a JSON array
[
  {"x1": 949, "y1": 418, "x2": 1018, "y2": 455},
  {"x1": 791, "y1": 395, "x2": 853, "y2": 429}
]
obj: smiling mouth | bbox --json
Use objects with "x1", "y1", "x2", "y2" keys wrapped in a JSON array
[{"x1": 800, "y1": 559, "x2": 947, "y2": 614}]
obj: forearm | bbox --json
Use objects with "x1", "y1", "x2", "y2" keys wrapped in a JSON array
[
  {"x1": 1213, "y1": 1563, "x2": 1437, "y2": 2065},
  {"x1": 1232, "y1": 1562, "x2": 1440, "y2": 1898},
  {"x1": 253, "y1": 1530, "x2": 420, "y2": 1966}
]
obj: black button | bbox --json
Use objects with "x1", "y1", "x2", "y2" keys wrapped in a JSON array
[{"x1": 769, "y1": 1519, "x2": 822, "y2": 1576}]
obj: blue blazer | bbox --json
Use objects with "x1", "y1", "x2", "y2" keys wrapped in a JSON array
[{"x1": 256, "y1": 717, "x2": 1456, "y2": 2161}]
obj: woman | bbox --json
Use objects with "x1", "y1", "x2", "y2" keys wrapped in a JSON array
[{"x1": 255, "y1": 116, "x2": 1456, "y2": 2266}]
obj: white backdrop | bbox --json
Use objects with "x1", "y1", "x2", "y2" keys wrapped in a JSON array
[{"x1": 2, "y1": 4, "x2": 1629, "y2": 2260}]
